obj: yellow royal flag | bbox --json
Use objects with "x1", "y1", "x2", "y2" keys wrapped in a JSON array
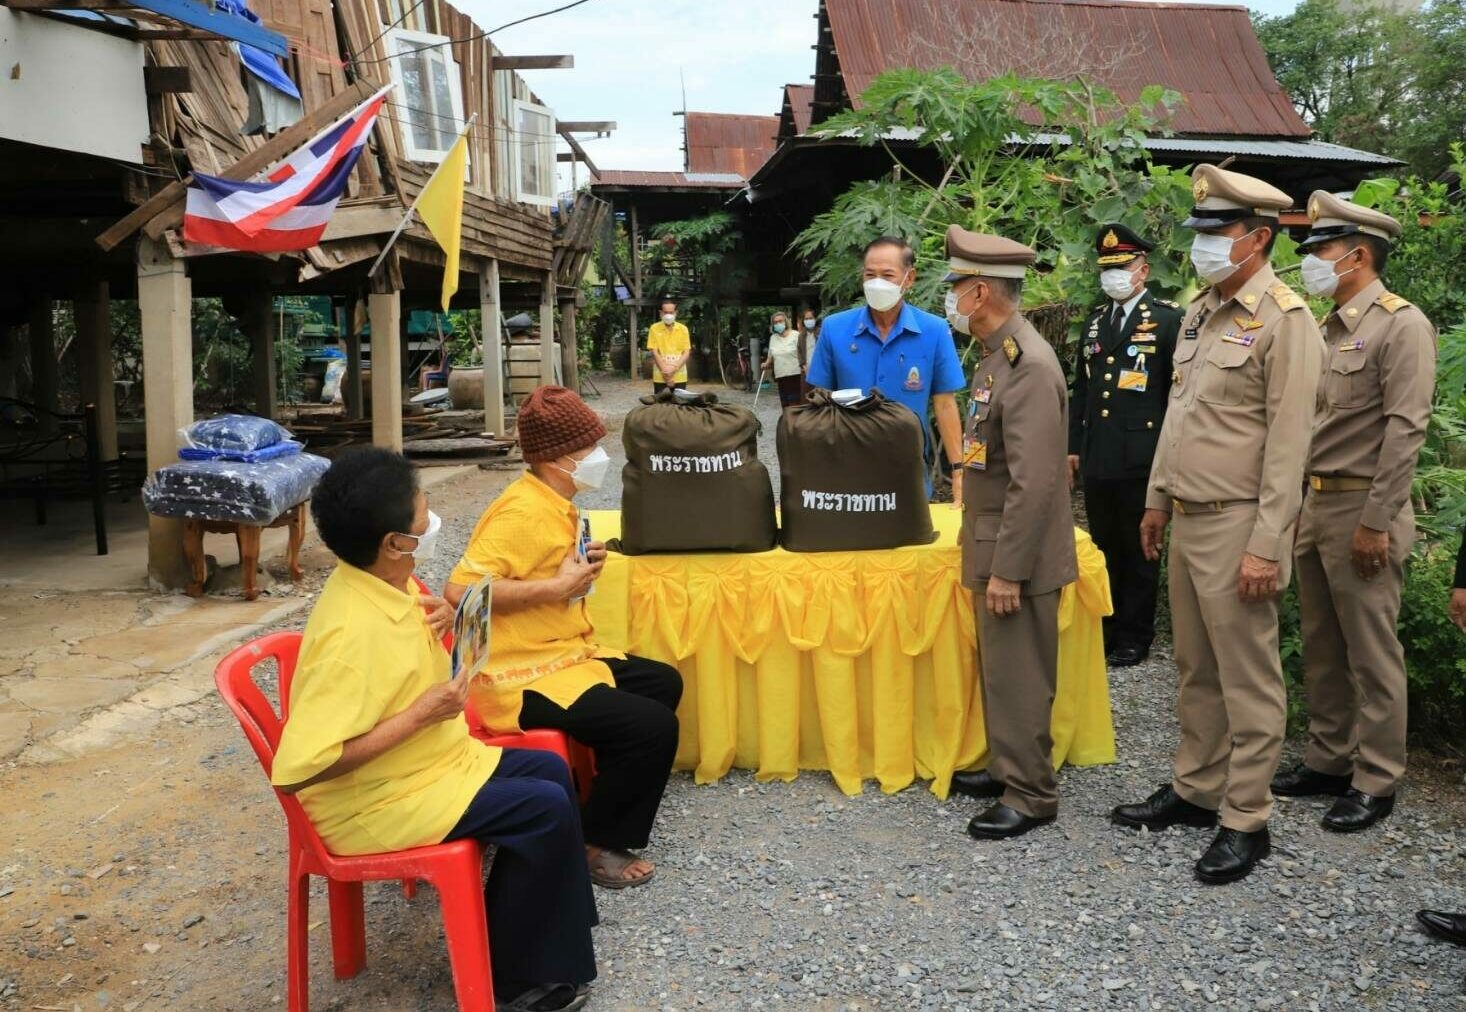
[{"x1": 415, "y1": 132, "x2": 467, "y2": 311}]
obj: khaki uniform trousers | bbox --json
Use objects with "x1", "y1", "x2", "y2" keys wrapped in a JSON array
[
  {"x1": 973, "y1": 586, "x2": 1061, "y2": 819},
  {"x1": 1295, "y1": 490, "x2": 1412, "y2": 796},
  {"x1": 1169, "y1": 503, "x2": 1290, "y2": 832}
]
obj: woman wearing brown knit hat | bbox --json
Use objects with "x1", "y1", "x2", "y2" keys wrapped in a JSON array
[{"x1": 445, "y1": 386, "x2": 683, "y2": 890}]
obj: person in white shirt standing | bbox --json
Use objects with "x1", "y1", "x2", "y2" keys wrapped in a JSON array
[{"x1": 761, "y1": 311, "x2": 809, "y2": 412}]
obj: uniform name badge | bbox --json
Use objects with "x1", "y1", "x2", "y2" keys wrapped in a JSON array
[
  {"x1": 962, "y1": 439, "x2": 987, "y2": 471},
  {"x1": 1118, "y1": 351, "x2": 1148, "y2": 392}
]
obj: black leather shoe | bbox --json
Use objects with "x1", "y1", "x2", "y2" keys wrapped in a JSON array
[
  {"x1": 1416, "y1": 910, "x2": 1466, "y2": 946},
  {"x1": 1271, "y1": 763, "x2": 1351, "y2": 797},
  {"x1": 967, "y1": 802, "x2": 1054, "y2": 840},
  {"x1": 1108, "y1": 644, "x2": 1148, "y2": 667},
  {"x1": 1111, "y1": 785, "x2": 1218, "y2": 831},
  {"x1": 1322, "y1": 788, "x2": 1394, "y2": 832},
  {"x1": 1195, "y1": 826, "x2": 1271, "y2": 884},
  {"x1": 950, "y1": 769, "x2": 1004, "y2": 799}
]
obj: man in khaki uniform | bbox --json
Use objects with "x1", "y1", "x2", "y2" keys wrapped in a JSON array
[
  {"x1": 943, "y1": 224, "x2": 1078, "y2": 840},
  {"x1": 1271, "y1": 192, "x2": 1436, "y2": 831},
  {"x1": 1112, "y1": 165, "x2": 1324, "y2": 884}
]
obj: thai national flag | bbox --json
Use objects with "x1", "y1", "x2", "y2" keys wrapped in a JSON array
[{"x1": 183, "y1": 85, "x2": 391, "y2": 252}]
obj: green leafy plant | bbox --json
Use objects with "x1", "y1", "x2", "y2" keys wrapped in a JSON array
[{"x1": 791, "y1": 70, "x2": 1195, "y2": 345}]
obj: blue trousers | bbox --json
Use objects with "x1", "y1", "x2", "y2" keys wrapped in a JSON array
[{"x1": 444, "y1": 748, "x2": 598, "y2": 994}]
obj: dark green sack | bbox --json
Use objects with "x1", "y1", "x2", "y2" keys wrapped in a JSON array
[
  {"x1": 614, "y1": 390, "x2": 776, "y2": 554},
  {"x1": 777, "y1": 388, "x2": 936, "y2": 552}
]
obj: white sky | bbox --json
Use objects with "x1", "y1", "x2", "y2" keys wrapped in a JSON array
[{"x1": 454, "y1": 0, "x2": 1305, "y2": 188}]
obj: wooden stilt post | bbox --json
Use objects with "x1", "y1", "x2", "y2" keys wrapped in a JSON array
[
  {"x1": 137, "y1": 236, "x2": 194, "y2": 590},
  {"x1": 74, "y1": 280, "x2": 118, "y2": 461},
  {"x1": 27, "y1": 300, "x2": 58, "y2": 435},
  {"x1": 560, "y1": 296, "x2": 579, "y2": 393},
  {"x1": 344, "y1": 295, "x2": 364, "y2": 421},
  {"x1": 539, "y1": 270, "x2": 556, "y2": 386},
  {"x1": 480, "y1": 259, "x2": 505, "y2": 436},
  {"x1": 629, "y1": 203, "x2": 642, "y2": 382},
  {"x1": 369, "y1": 288, "x2": 403, "y2": 451}
]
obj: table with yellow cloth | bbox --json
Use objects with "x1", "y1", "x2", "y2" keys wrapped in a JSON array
[{"x1": 585, "y1": 505, "x2": 1114, "y2": 799}]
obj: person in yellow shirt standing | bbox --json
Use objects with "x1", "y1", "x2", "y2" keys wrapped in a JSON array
[
  {"x1": 646, "y1": 299, "x2": 691, "y2": 392},
  {"x1": 447, "y1": 386, "x2": 682, "y2": 890},
  {"x1": 272, "y1": 447, "x2": 596, "y2": 1012}
]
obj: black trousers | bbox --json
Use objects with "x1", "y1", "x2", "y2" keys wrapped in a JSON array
[
  {"x1": 1084, "y1": 476, "x2": 1159, "y2": 652},
  {"x1": 652, "y1": 381, "x2": 688, "y2": 394},
  {"x1": 520, "y1": 655, "x2": 683, "y2": 850},
  {"x1": 444, "y1": 748, "x2": 598, "y2": 995}
]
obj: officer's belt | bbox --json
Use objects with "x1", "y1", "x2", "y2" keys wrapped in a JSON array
[
  {"x1": 1170, "y1": 498, "x2": 1258, "y2": 515},
  {"x1": 1309, "y1": 475, "x2": 1373, "y2": 493}
]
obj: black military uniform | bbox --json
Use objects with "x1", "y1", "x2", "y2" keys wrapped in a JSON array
[{"x1": 1069, "y1": 224, "x2": 1182, "y2": 665}]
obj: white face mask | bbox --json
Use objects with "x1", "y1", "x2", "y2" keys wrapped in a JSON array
[
  {"x1": 803, "y1": 317, "x2": 817, "y2": 330},
  {"x1": 1189, "y1": 230, "x2": 1259, "y2": 284},
  {"x1": 943, "y1": 290, "x2": 972, "y2": 336},
  {"x1": 395, "y1": 509, "x2": 441, "y2": 562},
  {"x1": 863, "y1": 276, "x2": 906, "y2": 312},
  {"x1": 1100, "y1": 267, "x2": 1141, "y2": 302},
  {"x1": 1300, "y1": 249, "x2": 1360, "y2": 298},
  {"x1": 557, "y1": 446, "x2": 612, "y2": 493},
  {"x1": 662, "y1": 313, "x2": 676, "y2": 326}
]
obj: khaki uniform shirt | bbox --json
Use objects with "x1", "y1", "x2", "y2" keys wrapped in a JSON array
[
  {"x1": 960, "y1": 311, "x2": 1078, "y2": 596},
  {"x1": 1310, "y1": 278, "x2": 1437, "y2": 531},
  {"x1": 1145, "y1": 264, "x2": 1325, "y2": 561}
]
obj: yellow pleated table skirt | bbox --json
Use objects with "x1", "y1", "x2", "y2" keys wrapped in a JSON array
[{"x1": 586, "y1": 505, "x2": 1115, "y2": 799}]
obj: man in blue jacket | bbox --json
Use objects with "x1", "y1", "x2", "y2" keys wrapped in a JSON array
[{"x1": 805, "y1": 236, "x2": 967, "y2": 502}]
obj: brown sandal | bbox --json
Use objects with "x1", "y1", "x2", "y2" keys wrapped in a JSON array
[{"x1": 588, "y1": 848, "x2": 655, "y2": 889}]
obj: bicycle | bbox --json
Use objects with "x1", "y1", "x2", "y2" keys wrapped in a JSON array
[{"x1": 718, "y1": 335, "x2": 753, "y2": 392}]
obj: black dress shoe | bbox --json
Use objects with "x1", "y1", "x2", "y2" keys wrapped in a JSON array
[
  {"x1": 1195, "y1": 826, "x2": 1270, "y2": 884},
  {"x1": 1322, "y1": 788, "x2": 1394, "y2": 832},
  {"x1": 1416, "y1": 910, "x2": 1466, "y2": 946},
  {"x1": 1108, "y1": 644, "x2": 1148, "y2": 667},
  {"x1": 967, "y1": 802, "x2": 1054, "y2": 840},
  {"x1": 1111, "y1": 785, "x2": 1218, "y2": 831},
  {"x1": 1270, "y1": 763, "x2": 1351, "y2": 798},
  {"x1": 950, "y1": 769, "x2": 1004, "y2": 799}
]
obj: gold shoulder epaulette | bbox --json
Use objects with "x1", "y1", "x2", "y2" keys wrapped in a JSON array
[
  {"x1": 1376, "y1": 291, "x2": 1411, "y2": 314},
  {"x1": 1268, "y1": 283, "x2": 1307, "y2": 312},
  {"x1": 1002, "y1": 335, "x2": 1022, "y2": 366},
  {"x1": 1156, "y1": 298, "x2": 1179, "y2": 309}
]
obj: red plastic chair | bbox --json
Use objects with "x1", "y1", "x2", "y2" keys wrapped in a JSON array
[
  {"x1": 214, "y1": 631, "x2": 500, "y2": 1012},
  {"x1": 412, "y1": 575, "x2": 594, "y2": 800}
]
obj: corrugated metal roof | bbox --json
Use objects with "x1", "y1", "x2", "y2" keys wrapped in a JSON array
[
  {"x1": 784, "y1": 84, "x2": 815, "y2": 135},
  {"x1": 824, "y1": 0, "x2": 1312, "y2": 139},
  {"x1": 1139, "y1": 137, "x2": 1400, "y2": 162},
  {"x1": 684, "y1": 112, "x2": 780, "y2": 175},
  {"x1": 591, "y1": 170, "x2": 746, "y2": 190}
]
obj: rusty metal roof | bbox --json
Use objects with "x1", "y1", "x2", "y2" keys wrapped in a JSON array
[
  {"x1": 591, "y1": 170, "x2": 747, "y2": 190},
  {"x1": 784, "y1": 85, "x2": 815, "y2": 135},
  {"x1": 684, "y1": 112, "x2": 780, "y2": 175},
  {"x1": 824, "y1": 0, "x2": 1311, "y2": 138}
]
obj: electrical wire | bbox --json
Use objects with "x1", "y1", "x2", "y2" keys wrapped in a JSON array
[{"x1": 350, "y1": 0, "x2": 602, "y2": 66}]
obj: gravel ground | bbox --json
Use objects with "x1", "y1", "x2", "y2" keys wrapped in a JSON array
[
  {"x1": 7, "y1": 374, "x2": 1460, "y2": 1012},
  {"x1": 416, "y1": 374, "x2": 1466, "y2": 1011}
]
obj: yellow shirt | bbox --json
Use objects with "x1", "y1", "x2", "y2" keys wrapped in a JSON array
[
  {"x1": 448, "y1": 472, "x2": 620, "y2": 733},
  {"x1": 271, "y1": 564, "x2": 501, "y2": 856},
  {"x1": 646, "y1": 320, "x2": 691, "y2": 383}
]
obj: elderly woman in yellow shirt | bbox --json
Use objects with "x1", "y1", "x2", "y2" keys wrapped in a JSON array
[
  {"x1": 271, "y1": 447, "x2": 596, "y2": 1012},
  {"x1": 446, "y1": 386, "x2": 682, "y2": 891}
]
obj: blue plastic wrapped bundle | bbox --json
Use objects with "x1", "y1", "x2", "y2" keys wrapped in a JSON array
[
  {"x1": 177, "y1": 439, "x2": 305, "y2": 464},
  {"x1": 142, "y1": 453, "x2": 330, "y2": 524},
  {"x1": 180, "y1": 414, "x2": 293, "y2": 454}
]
